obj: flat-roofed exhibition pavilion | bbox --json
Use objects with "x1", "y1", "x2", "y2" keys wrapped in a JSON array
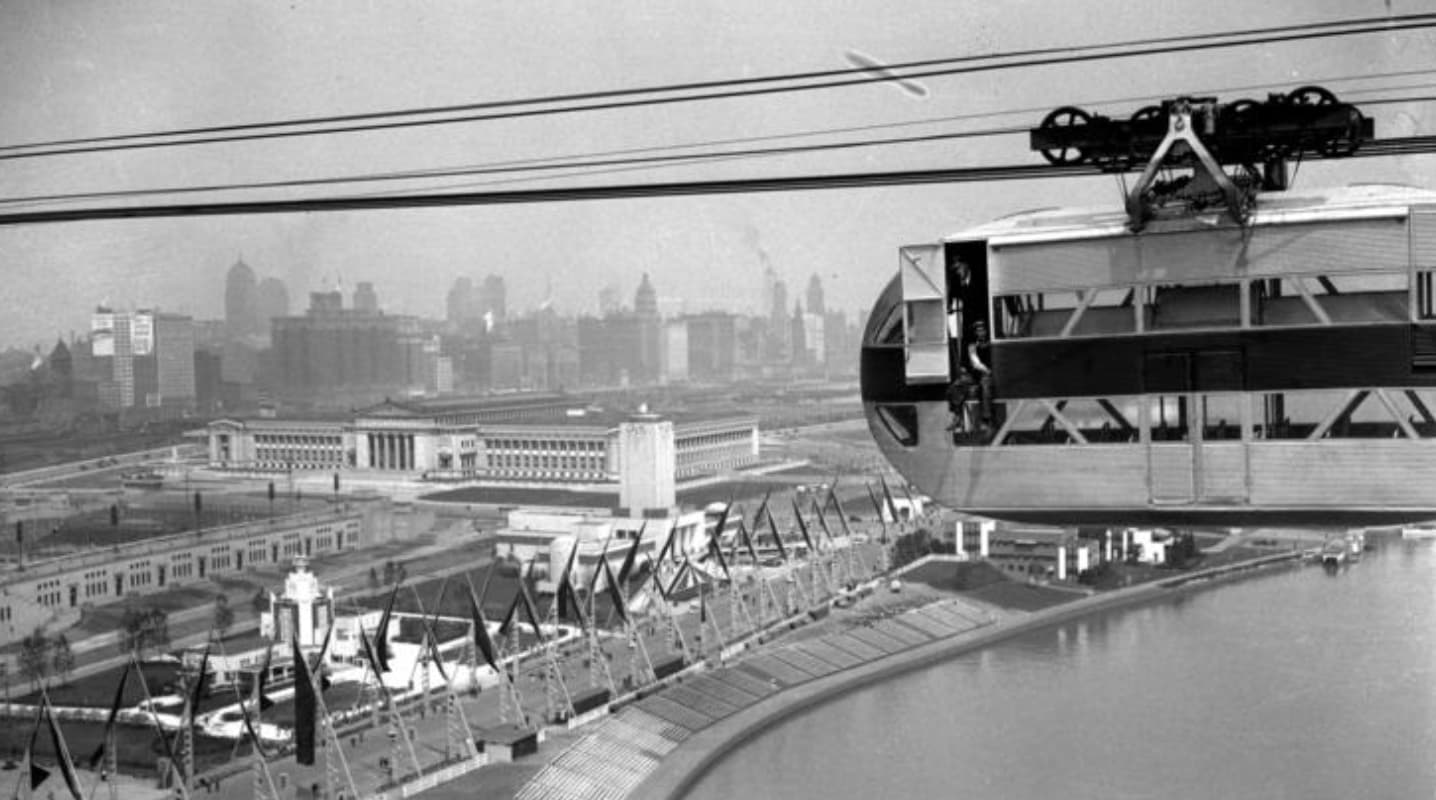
[{"x1": 204, "y1": 392, "x2": 760, "y2": 486}]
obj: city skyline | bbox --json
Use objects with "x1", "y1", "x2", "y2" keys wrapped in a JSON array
[
  {"x1": 0, "y1": 251, "x2": 854, "y2": 352},
  {"x1": 5, "y1": 2, "x2": 1432, "y2": 352}
]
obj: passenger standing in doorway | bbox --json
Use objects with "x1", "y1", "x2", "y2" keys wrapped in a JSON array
[
  {"x1": 967, "y1": 319, "x2": 994, "y2": 428},
  {"x1": 945, "y1": 255, "x2": 973, "y2": 433}
]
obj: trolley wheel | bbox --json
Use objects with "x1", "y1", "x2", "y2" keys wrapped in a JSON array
[
  {"x1": 1287, "y1": 85, "x2": 1338, "y2": 106},
  {"x1": 1130, "y1": 104, "x2": 1164, "y2": 125},
  {"x1": 1037, "y1": 106, "x2": 1093, "y2": 165}
]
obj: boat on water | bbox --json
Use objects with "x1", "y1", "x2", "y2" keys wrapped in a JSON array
[
  {"x1": 121, "y1": 470, "x2": 165, "y2": 489},
  {"x1": 1345, "y1": 529, "x2": 1366, "y2": 561},
  {"x1": 1401, "y1": 526, "x2": 1436, "y2": 540},
  {"x1": 1321, "y1": 539, "x2": 1348, "y2": 568}
]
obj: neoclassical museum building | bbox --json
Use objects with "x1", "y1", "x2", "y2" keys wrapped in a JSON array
[{"x1": 204, "y1": 393, "x2": 760, "y2": 485}]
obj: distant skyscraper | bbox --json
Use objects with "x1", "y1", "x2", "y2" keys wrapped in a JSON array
[
  {"x1": 446, "y1": 277, "x2": 476, "y2": 328},
  {"x1": 770, "y1": 278, "x2": 789, "y2": 323},
  {"x1": 225, "y1": 259, "x2": 260, "y2": 340},
  {"x1": 353, "y1": 281, "x2": 378, "y2": 313},
  {"x1": 271, "y1": 291, "x2": 423, "y2": 406},
  {"x1": 151, "y1": 313, "x2": 196, "y2": 407},
  {"x1": 806, "y1": 273, "x2": 826, "y2": 316},
  {"x1": 634, "y1": 273, "x2": 658, "y2": 317},
  {"x1": 790, "y1": 301, "x2": 807, "y2": 366},
  {"x1": 685, "y1": 312, "x2": 737, "y2": 382},
  {"x1": 633, "y1": 274, "x2": 662, "y2": 383},
  {"x1": 479, "y1": 274, "x2": 506, "y2": 326},
  {"x1": 90, "y1": 307, "x2": 132, "y2": 408},
  {"x1": 257, "y1": 277, "x2": 290, "y2": 336},
  {"x1": 47, "y1": 339, "x2": 72, "y2": 397},
  {"x1": 309, "y1": 290, "x2": 343, "y2": 313}
]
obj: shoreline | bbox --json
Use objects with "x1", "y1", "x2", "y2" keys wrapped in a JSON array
[{"x1": 631, "y1": 550, "x2": 1307, "y2": 800}]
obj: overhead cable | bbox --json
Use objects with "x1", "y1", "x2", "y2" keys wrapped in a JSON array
[{"x1": 2, "y1": 14, "x2": 1434, "y2": 162}]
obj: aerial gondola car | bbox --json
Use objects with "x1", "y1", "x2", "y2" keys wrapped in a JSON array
[{"x1": 862, "y1": 88, "x2": 1436, "y2": 526}]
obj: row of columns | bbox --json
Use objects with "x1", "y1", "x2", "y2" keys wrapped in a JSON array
[{"x1": 367, "y1": 432, "x2": 416, "y2": 471}]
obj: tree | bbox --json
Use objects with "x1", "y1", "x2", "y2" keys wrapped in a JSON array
[
  {"x1": 118, "y1": 605, "x2": 171, "y2": 658},
  {"x1": 119, "y1": 606, "x2": 147, "y2": 656},
  {"x1": 891, "y1": 528, "x2": 939, "y2": 569},
  {"x1": 147, "y1": 608, "x2": 170, "y2": 653},
  {"x1": 1165, "y1": 532, "x2": 1200, "y2": 569},
  {"x1": 213, "y1": 594, "x2": 234, "y2": 640},
  {"x1": 50, "y1": 635, "x2": 74, "y2": 686},
  {"x1": 18, "y1": 630, "x2": 49, "y2": 691}
]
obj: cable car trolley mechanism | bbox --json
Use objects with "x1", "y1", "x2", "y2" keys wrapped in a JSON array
[
  {"x1": 1029, "y1": 86, "x2": 1372, "y2": 229},
  {"x1": 861, "y1": 86, "x2": 1436, "y2": 528}
]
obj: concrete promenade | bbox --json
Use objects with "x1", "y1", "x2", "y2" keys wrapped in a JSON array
[{"x1": 609, "y1": 549, "x2": 1310, "y2": 800}]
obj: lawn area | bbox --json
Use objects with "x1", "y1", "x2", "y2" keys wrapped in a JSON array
[
  {"x1": 0, "y1": 720, "x2": 236, "y2": 775},
  {"x1": 902, "y1": 559, "x2": 1082, "y2": 612},
  {"x1": 72, "y1": 586, "x2": 223, "y2": 635},
  {"x1": 15, "y1": 660, "x2": 182, "y2": 708},
  {"x1": 964, "y1": 581, "x2": 1078, "y2": 612}
]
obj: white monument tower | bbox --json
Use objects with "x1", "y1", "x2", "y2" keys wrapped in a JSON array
[{"x1": 261, "y1": 556, "x2": 335, "y2": 648}]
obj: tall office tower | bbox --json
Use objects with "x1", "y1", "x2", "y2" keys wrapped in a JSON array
[
  {"x1": 806, "y1": 273, "x2": 826, "y2": 316},
  {"x1": 446, "y1": 277, "x2": 476, "y2": 328},
  {"x1": 353, "y1": 281, "x2": 379, "y2": 313},
  {"x1": 224, "y1": 259, "x2": 260, "y2": 340},
  {"x1": 271, "y1": 290, "x2": 421, "y2": 406},
  {"x1": 790, "y1": 301, "x2": 807, "y2": 366},
  {"x1": 770, "y1": 278, "x2": 789, "y2": 324},
  {"x1": 634, "y1": 273, "x2": 662, "y2": 384},
  {"x1": 684, "y1": 311, "x2": 737, "y2": 382},
  {"x1": 47, "y1": 339, "x2": 72, "y2": 397},
  {"x1": 479, "y1": 274, "x2": 507, "y2": 326},
  {"x1": 151, "y1": 313, "x2": 196, "y2": 408},
  {"x1": 803, "y1": 309, "x2": 826, "y2": 366},
  {"x1": 91, "y1": 307, "x2": 134, "y2": 409},
  {"x1": 257, "y1": 277, "x2": 290, "y2": 336},
  {"x1": 634, "y1": 273, "x2": 658, "y2": 317}
]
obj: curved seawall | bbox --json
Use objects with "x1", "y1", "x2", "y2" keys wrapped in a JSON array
[{"x1": 633, "y1": 551, "x2": 1305, "y2": 800}]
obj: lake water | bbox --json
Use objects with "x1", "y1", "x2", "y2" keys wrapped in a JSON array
[{"x1": 685, "y1": 537, "x2": 1436, "y2": 799}]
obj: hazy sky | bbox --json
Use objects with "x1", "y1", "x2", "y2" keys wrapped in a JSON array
[{"x1": 2, "y1": 0, "x2": 1434, "y2": 349}]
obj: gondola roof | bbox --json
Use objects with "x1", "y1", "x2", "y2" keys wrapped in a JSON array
[{"x1": 945, "y1": 183, "x2": 1436, "y2": 247}]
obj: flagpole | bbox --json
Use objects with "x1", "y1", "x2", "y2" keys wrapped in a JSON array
[
  {"x1": 131, "y1": 656, "x2": 188, "y2": 800},
  {"x1": 38, "y1": 687, "x2": 84, "y2": 800},
  {"x1": 210, "y1": 637, "x2": 279, "y2": 800},
  {"x1": 12, "y1": 699, "x2": 43, "y2": 800}
]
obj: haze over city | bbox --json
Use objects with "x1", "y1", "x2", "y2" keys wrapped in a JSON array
[{"x1": 4, "y1": 0, "x2": 1434, "y2": 351}]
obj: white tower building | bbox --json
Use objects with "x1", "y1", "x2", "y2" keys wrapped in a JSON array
[{"x1": 260, "y1": 556, "x2": 335, "y2": 648}]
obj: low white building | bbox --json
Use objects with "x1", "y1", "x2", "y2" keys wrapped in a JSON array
[
  {"x1": 1123, "y1": 528, "x2": 1170, "y2": 565},
  {"x1": 493, "y1": 506, "x2": 708, "y2": 592}
]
